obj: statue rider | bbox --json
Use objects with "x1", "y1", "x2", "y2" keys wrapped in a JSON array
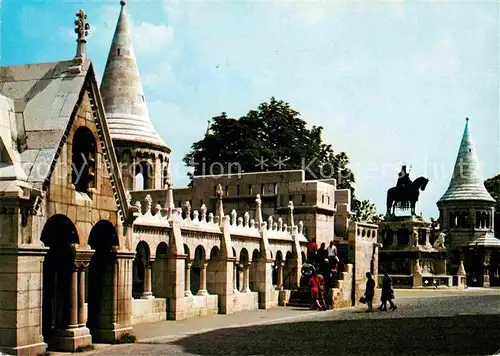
[{"x1": 396, "y1": 164, "x2": 412, "y2": 189}]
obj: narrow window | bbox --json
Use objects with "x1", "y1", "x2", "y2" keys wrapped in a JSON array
[
  {"x1": 134, "y1": 161, "x2": 152, "y2": 190},
  {"x1": 248, "y1": 184, "x2": 253, "y2": 195},
  {"x1": 273, "y1": 183, "x2": 278, "y2": 194},
  {"x1": 117, "y1": 48, "x2": 120, "y2": 56},
  {"x1": 225, "y1": 185, "x2": 229, "y2": 196},
  {"x1": 72, "y1": 127, "x2": 97, "y2": 193},
  {"x1": 302, "y1": 194, "x2": 306, "y2": 203},
  {"x1": 237, "y1": 184, "x2": 240, "y2": 195},
  {"x1": 261, "y1": 184, "x2": 265, "y2": 195}
]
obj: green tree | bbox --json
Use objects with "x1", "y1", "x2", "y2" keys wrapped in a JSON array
[
  {"x1": 485, "y1": 174, "x2": 500, "y2": 237},
  {"x1": 183, "y1": 97, "x2": 375, "y2": 217},
  {"x1": 351, "y1": 199, "x2": 384, "y2": 223}
]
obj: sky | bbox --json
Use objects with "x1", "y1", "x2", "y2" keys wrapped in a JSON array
[{"x1": 1, "y1": 0, "x2": 499, "y2": 218}]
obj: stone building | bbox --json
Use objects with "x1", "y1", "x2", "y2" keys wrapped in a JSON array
[
  {"x1": 0, "y1": 3, "x2": 380, "y2": 355},
  {"x1": 130, "y1": 170, "x2": 352, "y2": 245},
  {"x1": 437, "y1": 118, "x2": 499, "y2": 286}
]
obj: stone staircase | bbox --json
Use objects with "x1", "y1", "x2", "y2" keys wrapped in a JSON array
[{"x1": 286, "y1": 288, "x2": 311, "y2": 308}]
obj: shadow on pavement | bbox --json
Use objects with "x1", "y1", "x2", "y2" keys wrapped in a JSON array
[{"x1": 170, "y1": 313, "x2": 500, "y2": 355}]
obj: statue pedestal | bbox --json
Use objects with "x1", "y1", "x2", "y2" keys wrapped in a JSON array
[{"x1": 378, "y1": 216, "x2": 447, "y2": 288}]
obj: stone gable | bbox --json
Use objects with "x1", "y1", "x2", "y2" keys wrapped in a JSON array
[{"x1": 45, "y1": 90, "x2": 120, "y2": 247}]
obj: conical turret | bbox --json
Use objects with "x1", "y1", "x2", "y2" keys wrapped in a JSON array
[
  {"x1": 438, "y1": 118, "x2": 494, "y2": 203},
  {"x1": 100, "y1": 0, "x2": 168, "y2": 150}
]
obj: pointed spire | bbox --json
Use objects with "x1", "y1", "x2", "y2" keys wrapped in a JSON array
[
  {"x1": 100, "y1": 1, "x2": 168, "y2": 150},
  {"x1": 438, "y1": 118, "x2": 495, "y2": 203}
]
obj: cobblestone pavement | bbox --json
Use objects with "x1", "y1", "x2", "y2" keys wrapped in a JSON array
[{"x1": 78, "y1": 293, "x2": 500, "y2": 356}]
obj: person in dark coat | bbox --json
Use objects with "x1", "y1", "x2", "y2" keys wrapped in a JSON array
[
  {"x1": 379, "y1": 272, "x2": 397, "y2": 311},
  {"x1": 364, "y1": 272, "x2": 375, "y2": 312}
]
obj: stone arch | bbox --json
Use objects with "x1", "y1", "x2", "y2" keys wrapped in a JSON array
[
  {"x1": 87, "y1": 220, "x2": 119, "y2": 339},
  {"x1": 72, "y1": 126, "x2": 97, "y2": 193},
  {"x1": 184, "y1": 244, "x2": 191, "y2": 261},
  {"x1": 232, "y1": 247, "x2": 240, "y2": 291},
  {"x1": 41, "y1": 215, "x2": 80, "y2": 343},
  {"x1": 207, "y1": 246, "x2": 221, "y2": 294},
  {"x1": 135, "y1": 161, "x2": 153, "y2": 190},
  {"x1": 249, "y1": 249, "x2": 260, "y2": 291},
  {"x1": 133, "y1": 241, "x2": 151, "y2": 298},
  {"x1": 284, "y1": 251, "x2": 294, "y2": 289},
  {"x1": 301, "y1": 251, "x2": 306, "y2": 264},
  {"x1": 190, "y1": 245, "x2": 206, "y2": 295},
  {"x1": 238, "y1": 248, "x2": 250, "y2": 292},
  {"x1": 153, "y1": 242, "x2": 169, "y2": 297},
  {"x1": 273, "y1": 251, "x2": 284, "y2": 286}
]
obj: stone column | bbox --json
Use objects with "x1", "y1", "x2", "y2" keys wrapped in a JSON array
[
  {"x1": 233, "y1": 262, "x2": 239, "y2": 293},
  {"x1": 132, "y1": 156, "x2": 137, "y2": 190},
  {"x1": 241, "y1": 263, "x2": 251, "y2": 293},
  {"x1": 392, "y1": 229, "x2": 398, "y2": 247},
  {"x1": 78, "y1": 268, "x2": 87, "y2": 327},
  {"x1": 185, "y1": 261, "x2": 192, "y2": 297},
  {"x1": 197, "y1": 262, "x2": 209, "y2": 296},
  {"x1": 141, "y1": 262, "x2": 153, "y2": 299},
  {"x1": 69, "y1": 268, "x2": 79, "y2": 328},
  {"x1": 425, "y1": 228, "x2": 431, "y2": 248},
  {"x1": 483, "y1": 250, "x2": 491, "y2": 288},
  {"x1": 276, "y1": 262, "x2": 284, "y2": 291}
]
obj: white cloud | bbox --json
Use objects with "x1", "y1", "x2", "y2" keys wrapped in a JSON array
[
  {"x1": 414, "y1": 37, "x2": 460, "y2": 78},
  {"x1": 142, "y1": 61, "x2": 173, "y2": 86},
  {"x1": 132, "y1": 22, "x2": 174, "y2": 53}
]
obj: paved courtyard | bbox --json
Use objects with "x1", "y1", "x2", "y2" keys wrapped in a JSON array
[{"x1": 76, "y1": 290, "x2": 500, "y2": 356}]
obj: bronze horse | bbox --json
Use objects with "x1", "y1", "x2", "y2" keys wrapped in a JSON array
[{"x1": 386, "y1": 176, "x2": 429, "y2": 216}]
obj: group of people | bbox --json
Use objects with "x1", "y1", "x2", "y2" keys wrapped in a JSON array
[
  {"x1": 302, "y1": 238, "x2": 341, "y2": 310},
  {"x1": 363, "y1": 271, "x2": 397, "y2": 312}
]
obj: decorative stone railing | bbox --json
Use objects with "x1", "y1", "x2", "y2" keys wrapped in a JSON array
[
  {"x1": 129, "y1": 192, "x2": 308, "y2": 243},
  {"x1": 348, "y1": 221, "x2": 378, "y2": 243}
]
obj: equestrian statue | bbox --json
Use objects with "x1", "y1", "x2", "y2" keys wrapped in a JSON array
[{"x1": 386, "y1": 164, "x2": 429, "y2": 216}]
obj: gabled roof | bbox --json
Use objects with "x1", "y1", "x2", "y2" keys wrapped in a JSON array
[
  {"x1": 438, "y1": 118, "x2": 495, "y2": 204},
  {"x1": 0, "y1": 58, "x2": 129, "y2": 220},
  {"x1": 0, "y1": 60, "x2": 89, "y2": 187},
  {"x1": 99, "y1": 1, "x2": 169, "y2": 152}
]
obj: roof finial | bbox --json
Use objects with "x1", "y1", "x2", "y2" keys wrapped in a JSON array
[
  {"x1": 206, "y1": 120, "x2": 213, "y2": 136},
  {"x1": 74, "y1": 9, "x2": 90, "y2": 61},
  {"x1": 120, "y1": 0, "x2": 126, "y2": 6},
  {"x1": 466, "y1": 117, "x2": 469, "y2": 121}
]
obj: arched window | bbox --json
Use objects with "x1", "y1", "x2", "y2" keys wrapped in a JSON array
[
  {"x1": 162, "y1": 165, "x2": 169, "y2": 188},
  {"x1": 72, "y1": 127, "x2": 96, "y2": 193},
  {"x1": 135, "y1": 161, "x2": 152, "y2": 190}
]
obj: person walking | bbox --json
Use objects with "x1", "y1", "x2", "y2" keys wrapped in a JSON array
[
  {"x1": 317, "y1": 274, "x2": 327, "y2": 310},
  {"x1": 308, "y1": 271, "x2": 322, "y2": 310},
  {"x1": 364, "y1": 272, "x2": 375, "y2": 312},
  {"x1": 379, "y1": 272, "x2": 397, "y2": 311}
]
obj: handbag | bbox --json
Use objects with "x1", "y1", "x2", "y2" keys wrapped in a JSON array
[{"x1": 359, "y1": 296, "x2": 366, "y2": 304}]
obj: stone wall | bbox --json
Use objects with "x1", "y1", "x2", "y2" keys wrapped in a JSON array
[
  {"x1": 330, "y1": 264, "x2": 353, "y2": 309},
  {"x1": 130, "y1": 169, "x2": 341, "y2": 243},
  {"x1": 126, "y1": 192, "x2": 307, "y2": 322},
  {"x1": 348, "y1": 221, "x2": 380, "y2": 305}
]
